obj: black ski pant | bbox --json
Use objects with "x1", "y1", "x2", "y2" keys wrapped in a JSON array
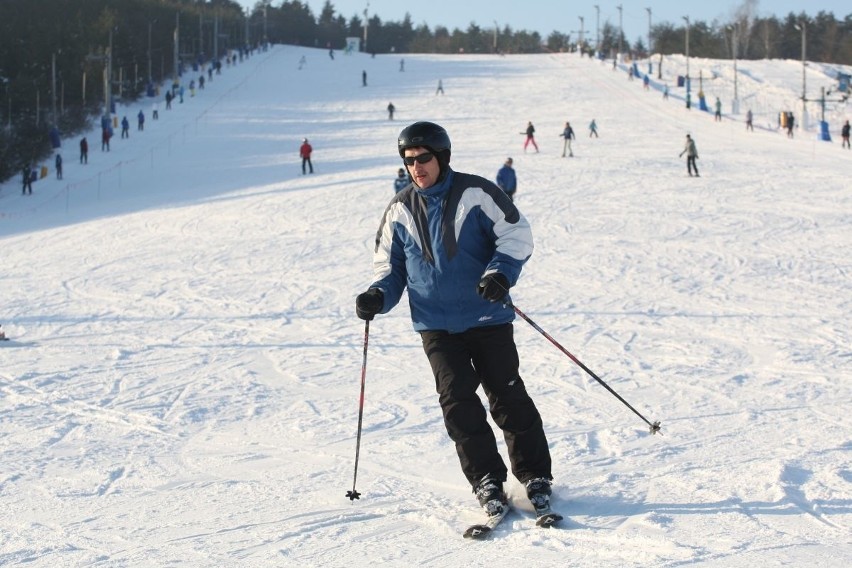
[
  {"x1": 420, "y1": 323, "x2": 552, "y2": 489},
  {"x1": 687, "y1": 156, "x2": 698, "y2": 176}
]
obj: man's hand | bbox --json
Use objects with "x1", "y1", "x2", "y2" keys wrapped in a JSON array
[
  {"x1": 356, "y1": 289, "x2": 384, "y2": 321},
  {"x1": 477, "y1": 273, "x2": 510, "y2": 302}
]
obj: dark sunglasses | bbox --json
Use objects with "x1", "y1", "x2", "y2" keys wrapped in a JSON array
[{"x1": 403, "y1": 153, "x2": 435, "y2": 166}]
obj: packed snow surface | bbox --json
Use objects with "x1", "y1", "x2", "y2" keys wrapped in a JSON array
[{"x1": 1, "y1": 46, "x2": 851, "y2": 566}]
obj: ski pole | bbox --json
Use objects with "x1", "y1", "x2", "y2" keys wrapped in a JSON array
[
  {"x1": 508, "y1": 300, "x2": 662, "y2": 435},
  {"x1": 346, "y1": 319, "x2": 370, "y2": 500}
]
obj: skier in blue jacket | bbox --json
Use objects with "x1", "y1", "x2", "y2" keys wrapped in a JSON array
[
  {"x1": 495, "y1": 157, "x2": 517, "y2": 201},
  {"x1": 356, "y1": 121, "x2": 557, "y2": 527}
]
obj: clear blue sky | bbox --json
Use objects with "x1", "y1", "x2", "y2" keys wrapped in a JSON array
[{"x1": 235, "y1": 1, "x2": 850, "y2": 46}]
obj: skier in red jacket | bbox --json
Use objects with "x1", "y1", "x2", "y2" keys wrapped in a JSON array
[{"x1": 300, "y1": 138, "x2": 313, "y2": 174}]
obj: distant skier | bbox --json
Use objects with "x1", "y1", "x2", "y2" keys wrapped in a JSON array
[
  {"x1": 841, "y1": 120, "x2": 850, "y2": 149},
  {"x1": 746, "y1": 109, "x2": 754, "y2": 131},
  {"x1": 393, "y1": 168, "x2": 408, "y2": 193},
  {"x1": 559, "y1": 121, "x2": 575, "y2": 157},
  {"x1": 786, "y1": 112, "x2": 795, "y2": 138},
  {"x1": 522, "y1": 121, "x2": 539, "y2": 152},
  {"x1": 300, "y1": 138, "x2": 314, "y2": 174},
  {"x1": 495, "y1": 157, "x2": 517, "y2": 200},
  {"x1": 589, "y1": 119, "x2": 599, "y2": 138},
  {"x1": 121, "y1": 116, "x2": 130, "y2": 138},
  {"x1": 714, "y1": 97, "x2": 722, "y2": 122},
  {"x1": 362, "y1": 70, "x2": 367, "y2": 87},
  {"x1": 21, "y1": 163, "x2": 33, "y2": 195},
  {"x1": 80, "y1": 137, "x2": 88, "y2": 164},
  {"x1": 679, "y1": 134, "x2": 699, "y2": 177},
  {"x1": 387, "y1": 102, "x2": 396, "y2": 120},
  {"x1": 102, "y1": 127, "x2": 111, "y2": 151},
  {"x1": 137, "y1": 110, "x2": 145, "y2": 131},
  {"x1": 435, "y1": 79, "x2": 444, "y2": 95},
  {"x1": 55, "y1": 154, "x2": 63, "y2": 180}
]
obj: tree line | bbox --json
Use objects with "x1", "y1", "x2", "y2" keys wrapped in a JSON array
[{"x1": 1, "y1": 0, "x2": 850, "y2": 183}]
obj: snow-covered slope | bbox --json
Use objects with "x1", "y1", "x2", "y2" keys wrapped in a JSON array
[{"x1": 1, "y1": 46, "x2": 850, "y2": 567}]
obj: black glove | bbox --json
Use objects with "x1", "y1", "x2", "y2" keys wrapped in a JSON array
[
  {"x1": 356, "y1": 288, "x2": 384, "y2": 321},
  {"x1": 477, "y1": 273, "x2": 510, "y2": 302}
]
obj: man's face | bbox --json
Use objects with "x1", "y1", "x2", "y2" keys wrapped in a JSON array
[{"x1": 404, "y1": 146, "x2": 440, "y2": 189}]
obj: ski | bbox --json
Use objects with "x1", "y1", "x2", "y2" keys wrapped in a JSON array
[{"x1": 463, "y1": 504, "x2": 510, "y2": 539}]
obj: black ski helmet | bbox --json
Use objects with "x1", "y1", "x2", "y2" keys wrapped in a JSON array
[{"x1": 397, "y1": 121, "x2": 451, "y2": 158}]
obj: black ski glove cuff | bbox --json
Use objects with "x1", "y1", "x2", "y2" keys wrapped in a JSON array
[
  {"x1": 356, "y1": 288, "x2": 384, "y2": 321},
  {"x1": 477, "y1": 273, "x2": 510, "y2": 302}
]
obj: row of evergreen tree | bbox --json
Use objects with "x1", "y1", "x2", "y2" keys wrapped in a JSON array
[{"x1": 1, "y1": 0, "x2": 850, "y2": 183}]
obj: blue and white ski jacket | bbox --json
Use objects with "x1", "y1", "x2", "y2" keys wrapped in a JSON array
[{"x1": 370, "y1": 169, "x2": 533, "y2": 333}]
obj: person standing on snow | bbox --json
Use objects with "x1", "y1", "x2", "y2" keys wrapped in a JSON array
[
  {"x1": 355, "y1": 121, "x2": 557, "y2": 527},
  {"x1": 121, "y1": 116, "x2": 130, "y2": 138},
  {"x1": 841, "y1": 120, "x2": 850, "y2": 149},
  {"x1": 300, "y1": 138, "x2": 314, "y2": 174},
  {"x1": 387, "y1": 102, "x2": 396, "y2": 120},
  {"x1": 588, "y1": 119, "x2": 599, "y2": 138},
  {"x1": 560, "y1": 121, "x2": 576, "y2": 157},
  {"x1": 679, "y1": 134, "x2": 699, "y2": 177},
  {"x1": 55, "y1": 154, "x2": 63, "y2": 180},
  {"x1": 522, "y1": 121, "x2": 539, "y2": 152},
  {"x1": 393, "y1": 167, "x2": 409, "y2": 193},
  {"x1": 79, "y1": 137, "x2": 88, "y2": 164},
  {"x1": 495, "y1": 157, "x2": 517, "y2": 201},
  {"x1": 714, "y1": 97, "x2": 722, "y2": 122},
  {"x1": 21, "y1": 163, "x2": 33, "y2": 195},
  {"x1": 137, "y1": 110, "x2": 145, "y2": 131},
  {"x1": 746, "y1": 109, "x2": 754, "y2": 131}
]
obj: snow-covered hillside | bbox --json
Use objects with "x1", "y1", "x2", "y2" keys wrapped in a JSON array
[{"x1": 1, "y1": 46, "x2": 850, "y2": 567}]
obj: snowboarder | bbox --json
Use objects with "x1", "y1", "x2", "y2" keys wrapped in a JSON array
[
  {"x1": 80, "y1": 137, "x2": 88, "y2": 164},
  {"x1": 522, "y1": 121, "x2": 539, "y2": 152},
  {"x1": 841, "y1": 120, "x2": 850, "y2": 149},
  {"x1": 387, "y1": 102, "x2": 395, "y2": 121},
  {"x1": 300, "y1": 138, "x2": 314, "y2": 174},
  {"x1": 560, "y1": 121, "x2": 575, "y2": 157},
  {"x1": 679, "y1": 134, "x2": 699, "y2": 177},
  {"x1": 21, "y1": 163, "x2": 33, "y2": 195},
  {"x1": 495, "y1": 157, "x2": 517, "y2": 201},
  {"x1": 55, "y1": 154, "x2": 63, "y2": 180},
  {"x1": 589, "y1": 119, "x2": 599, "y2": 138},
  {"x1": 393, "y1": 167, "x2": 408, "y2": 193},
  {"x1": 356, "y1": 121, "x2": 557, "y2": 532}
]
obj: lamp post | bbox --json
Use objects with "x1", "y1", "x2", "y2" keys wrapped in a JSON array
[
  {"x1": 727, "y1": 24, "x2": 739, "y2": 114},
  {"x1": 594, "y1": 5, "x2": 600, "y2": 55},
  {"x1": 363, "y1": 2, "x2": 369, "y2": 53},
  {"x1": 794, "y1": 21, "x2": 806, "y2": 102},
  {"x1": 147, "y1": 20, "x2": 155, "y2": 83},
  {"x1": 493, "y1": 20, "x2": 498, "y2": 53},
  {"x1": 645, "y1": 8, "x2": 652, "y2": 56},
  {"x1": 51, "y1": 51, "x2": 58, "y2": 125},
  {"x1": 616, "y1": 4, "x2": 623, "y2": 58},
  {"x1": 683, "y1": 15, "x2": 690, "y2": 108}
]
